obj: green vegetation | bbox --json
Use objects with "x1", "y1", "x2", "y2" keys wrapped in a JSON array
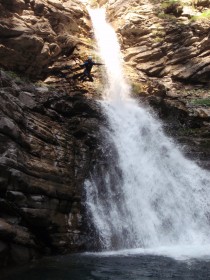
[
  {"x1": 3, "y1": 69, "x2": 54, "y2": 90},
  {"x1": 152, "y1": 29, "x2": 166, "y2": 37},
  {"x1": 86, "y1": 37, "x2": 95, "y2": 46},
  {"x1": 190, "y1": 98, "x2": 210, "y2": 106},
  {"x1": 35, "y1": 81, "x2": 55, "y2": 90},
  {"x1": 191, "y1": 9, "x2": 210, "y2": 21},
  {"x1": 6, "y1": 70, "x2": 21, "y2": 79},
  {"x1": 153, "y1": 0, "x2": 210, "y2": 22},
  {"x1": 161, "y1": 0, "x2": 181, "y2": 9},
  {"x1": 159, "y1": 0, "x2": 183, "y2": 17},
  {"x1": 6, "y1": 70, "x2": 30, "y2": 84},
  {"x1": 152, "y1": 29, "x2": 166, "y2": 42},
  {"x1": 131, "y1": 82, "x2": 145, "y2": 95},
  {"x1": 157, "y1": 12, "x2": 177, "y2": 20},
  {"x1": 153, "y1": 36, "x2": 164, "y2": 43}
]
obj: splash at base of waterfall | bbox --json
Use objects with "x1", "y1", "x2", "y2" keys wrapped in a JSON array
[
  {"x1": 86, "y1": 99, "x2": 210, "y2": 251},
  {"x1": 85, "y1": 244, "x2": 210, "y2": 261}
]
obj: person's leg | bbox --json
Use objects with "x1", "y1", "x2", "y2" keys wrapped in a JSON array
[
  {"x1": 87, "y1": 72, "x2": 94, "y2": 82},
  {"x1": 79, "y1": 70, "x2": 88, "y2": 81}
]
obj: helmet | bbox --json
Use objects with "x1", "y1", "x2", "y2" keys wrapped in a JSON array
[{"x1": 88, "y1": 56, "x2": 92, "y2": 60}]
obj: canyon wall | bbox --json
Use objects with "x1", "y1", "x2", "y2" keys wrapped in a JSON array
[{"x1": 0, "y1": 0, "x2": 101, "y2": 267}]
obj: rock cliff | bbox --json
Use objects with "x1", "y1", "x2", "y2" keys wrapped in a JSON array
[
  {"x1": 0, "y1": 69, "x2": 105, "y2": 267},
  {"x1": 0, "y1": 0, "x2": 91, "y2": 77},
  {"x1": 0, "y1": 0, "x2": 101, "y2": 267}
]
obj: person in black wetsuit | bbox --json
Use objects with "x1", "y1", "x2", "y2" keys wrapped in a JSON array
[{"x1": 78, "y1": 56, "x2": 103, "y2": 82}]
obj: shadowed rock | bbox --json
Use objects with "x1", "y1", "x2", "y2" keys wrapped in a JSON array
[{"x1": 0, "y1": 70, "x2": 104, "y2": 267}]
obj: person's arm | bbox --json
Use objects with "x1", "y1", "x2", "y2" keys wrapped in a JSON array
[
  {"x1": 80, "y1": 61, "x2": 88, "y2": 68},
  {"x1": 93, "y1": 62, "x2": 104, "y2": 66}
]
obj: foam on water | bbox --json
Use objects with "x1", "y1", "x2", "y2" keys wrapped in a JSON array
[{"x1": 84, "y1": 244, "x2": 210, "y2": 261}]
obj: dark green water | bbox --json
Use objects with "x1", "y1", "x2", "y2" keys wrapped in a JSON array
[{"x1": 2, "y1": 253, "x2": 210, "y2": 280}]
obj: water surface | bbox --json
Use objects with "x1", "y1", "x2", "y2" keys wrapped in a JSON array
[{"x1": 2, "y1": 251, "x2": 210, "y2": 280}]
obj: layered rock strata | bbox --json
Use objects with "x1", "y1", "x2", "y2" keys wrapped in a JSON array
[
  {"x1": 0, "y1": 0, "x2": 92, "y2": 79},
  {"x1": 106, "y1": 0, "x2": 210, "y2": 84},
  {"x1": 0, "y1": 70, "x2": 103, "y2": 267}
]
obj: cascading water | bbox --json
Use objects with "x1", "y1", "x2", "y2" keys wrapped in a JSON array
[{"x1": 85, "y1": 8, "x2": 210, "y2": 252}]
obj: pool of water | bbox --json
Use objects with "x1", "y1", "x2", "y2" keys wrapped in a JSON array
[{"x1": 2, "y1": 249, "x2": 210, "y2": 280}]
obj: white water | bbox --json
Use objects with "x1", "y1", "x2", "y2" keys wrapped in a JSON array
[
  {"x1": 85, "y1": 8, "x2": 210, "y2": 257},
  {"x1": 85, "y1": 245, "x2": 210, "y2": 261}
]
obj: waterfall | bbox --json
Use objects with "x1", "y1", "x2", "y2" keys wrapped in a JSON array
[{"x1": 85, "y1": 8, "x2": 210, "y2": 251}]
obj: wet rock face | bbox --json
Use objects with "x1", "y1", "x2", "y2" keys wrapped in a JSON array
[
  {"x1": 0, "y1": 70, "x2": 104, "y2": 267},
  {"x1": 146, "y1": 86, "x2": 210, "y2": 170},
  {"x1": 0, "y1": 0, "x2": 90, "y2": 78}
]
